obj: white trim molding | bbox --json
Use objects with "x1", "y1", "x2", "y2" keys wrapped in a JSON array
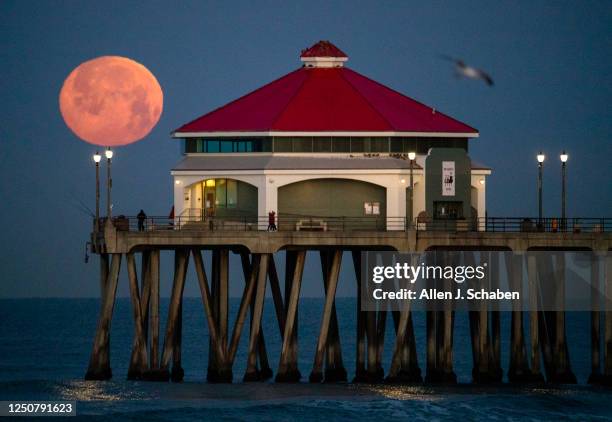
[{"x1": 173, "y1": 131, "x2": 479, "y2": 138}]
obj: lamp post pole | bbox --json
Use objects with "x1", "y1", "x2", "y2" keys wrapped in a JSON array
[
  {"x1": 408, "y1": 152, "x2": 416, "y2": 228},
  {"x1": 537, "y1": 152, "x2": 545, "y2": 229},
  {"x1": 560, "y1": 151, "x2": 568, "y2": 231},
  {"x1": 105, "y1": 148, "x2": 113, "y2": 218},
  {"x1": 93, "y1": 152, "x2": 101, "y2": 232}
]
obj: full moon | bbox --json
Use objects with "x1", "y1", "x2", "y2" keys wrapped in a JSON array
[{"x1": 59, "y1": 56, "x2": 163, "y2": 146}]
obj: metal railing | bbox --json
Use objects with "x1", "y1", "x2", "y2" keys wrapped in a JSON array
[
  {"x1": 99, "y1": 215, "x2": 611, "y2": 234},
  {"x1": 416, "y1": 217, "x2": 611, "y2": 233}
]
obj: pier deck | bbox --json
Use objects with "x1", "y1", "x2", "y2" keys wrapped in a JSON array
[{"x1": 86, "y1": 216, "x2": 612, "y2": 386}]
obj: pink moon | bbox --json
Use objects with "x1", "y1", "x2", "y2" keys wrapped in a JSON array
[{"x1": 59, "y1": 56, "x2": 163, "y2": 147}]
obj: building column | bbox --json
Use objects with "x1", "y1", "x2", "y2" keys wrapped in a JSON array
[
  {"x1": 413, "y1": 176, "x2": 425, "y2": 219},
  {"x1": 471, "y1": 175, "x2": 486, "y2": 231},
  {"x1": 257, "y1": 176, "x2": 277, "y2": 229},
  {"x1": 386, "y1": 183, "x2": 405, "y2": 231},
  {"x1": 173, "y1": 177, "x2": 186, "y2": 220}
]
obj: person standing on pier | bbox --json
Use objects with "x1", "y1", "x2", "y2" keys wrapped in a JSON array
[
  {"x1": 137, "y1": 209, "x2": 147, "y2": 231},
  {"x1": 268, "y1": 210, "x2": 277, "y2": 231}
]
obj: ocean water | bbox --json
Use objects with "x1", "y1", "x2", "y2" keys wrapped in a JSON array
[{"x1": 0, "y1": 298, "x2": 610, "y2": 420}]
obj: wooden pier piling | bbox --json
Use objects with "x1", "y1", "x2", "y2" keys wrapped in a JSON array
[
  {"x1": 85, "y1": 253, "x2": 121, "y2": 380},
  {"x1": 276, "y1": 251, "x2": 305, "y2": 382},
  {"x1": 84, "y1": 225, "x2": 611, "y2": 387}
]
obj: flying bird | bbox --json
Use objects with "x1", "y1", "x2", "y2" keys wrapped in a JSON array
[{"x1": 440, "y1": 55, "x2": 494, "y2": 86}]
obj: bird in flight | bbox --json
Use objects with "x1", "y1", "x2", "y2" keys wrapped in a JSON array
[{"x1": 440, "y1": 55, "x2": 494, "y2": 86}]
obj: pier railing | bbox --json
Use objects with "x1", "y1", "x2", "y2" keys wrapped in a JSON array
[
  {"x1": 102, "y1": 215, "x2": 612, "y2": 233},
  {"x1": 416, "y1": 217, "x2": 611, "y2": 233}
]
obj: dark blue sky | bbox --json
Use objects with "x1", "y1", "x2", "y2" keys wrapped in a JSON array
[{"x1": 1, "y1": 1, "x2": 610, "y2": 297}]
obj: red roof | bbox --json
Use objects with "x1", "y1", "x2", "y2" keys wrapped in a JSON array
[
  {"x1": 175, "y1": 43, "x2": 478, "y2": 136},
  {"x1": 301, "y1": 40, "x2": 348, "y2": 58}
]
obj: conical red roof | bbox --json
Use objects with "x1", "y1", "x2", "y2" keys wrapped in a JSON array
[{"x1": 174, "y1": 43, "x2": 477, "y2": 136}]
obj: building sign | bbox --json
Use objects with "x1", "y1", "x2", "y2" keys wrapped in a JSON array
[{"x1": 442, "y1": 161, "x2": 455, "y2": 196}]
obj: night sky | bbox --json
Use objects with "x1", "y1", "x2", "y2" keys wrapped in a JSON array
[{"x1": 1, "y1": 1, "x2": 610, "y2": 298}]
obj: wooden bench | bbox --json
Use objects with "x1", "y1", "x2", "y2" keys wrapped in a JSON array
[{"x1": 296, "y1": 219, "x2": 327, "y2": 231}]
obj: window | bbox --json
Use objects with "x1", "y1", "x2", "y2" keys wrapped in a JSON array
[
  {"x1": 220, "y1": 140, "x2": 233, "y2": 153},
  {"x1": 185, "y1": 139, "x2": 197, "y2": 153},
  {"x1": 207, "y1": 140, "x2": 220, "y2": 153},
  {"x1": 313, "y1": 137, "x2": 332, "y2": 152},
  {"x1": 332, "y1": 137, "x2": 350, "y2": 152},
  {"x1": 182, "y1": 137, "x2": 468, "y2": 154},
  {"x1": 350, "y1": 138, "x2": 365, "y2": 152},
  {"x1": 227, "y1": 180, "x2": 237, "y2": 208},
  {"x1": 434, "y1": 201, "x2": 463, "y2": 220},
  {"x1": 274, "y1": 138, "x2": 293, "y2": 152},
  {"x1": 260, "y1": 138, "x2": 272, "y2": 152},
  {"x1": 292, "y1": 137, "x2": 313, "y2": 152},
  {"x1": 216, "y1": 179, "x2": 227, "y2": 207},
  {"x1": 370, "y1": 137, "x2": 389, "y2": 152},
  {"x1": 390, "y1": 138, "x2": 403, "y2": 153}
]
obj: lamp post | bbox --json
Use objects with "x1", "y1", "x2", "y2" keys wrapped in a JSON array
[
  {"x1": 560, "y1": 150, "x2": 568, "y2": 231},
  {"x1": 93, "y1": 152, "x2": 102, "y2": 232},
  {"x1": 408, "y1": 151, "x2": 416, "y2": 228},
  {"x1": 105, "y1": 147, "x2": 113, "y2": 218},
  {"x1": 537, "y1": 152, "x2": 545, "y2": 228}
]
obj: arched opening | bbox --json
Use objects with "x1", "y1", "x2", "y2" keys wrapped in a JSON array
[
  {"x1": 278, "y1": 178, "x2": 386, "y2": 230},
  {"x1": 186, "y1": 178, "x2": 258, "y2": 220}
]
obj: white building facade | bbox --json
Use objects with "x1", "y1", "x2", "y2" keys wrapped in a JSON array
[{"x1": 171, "y1": 41, "x2": 490, "y2": 231}]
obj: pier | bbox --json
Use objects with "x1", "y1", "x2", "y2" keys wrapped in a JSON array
[{"x1": 85, "y1": 216, "x2": 612, "y2": 386}]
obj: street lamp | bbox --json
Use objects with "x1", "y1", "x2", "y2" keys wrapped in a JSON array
[
  {"x1": 93, "y1": 152, "x2": 102, "y2": 232},
  {"x1": 105, "y1": 148, "x2": 113, "y2": 218},
  {"x1": 560, "y1": 151, "x2": 568, "y2": 231},
  {"x1": 537, "y1": 152, "x2": 545, "y2": 228},
  {"x1": 408, "y1": 151, "x2": 416, "y2": 228}
]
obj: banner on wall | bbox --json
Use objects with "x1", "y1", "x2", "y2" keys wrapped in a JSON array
[{"x1": 442, "y1": 161, "x2": 455, "y2": 196}]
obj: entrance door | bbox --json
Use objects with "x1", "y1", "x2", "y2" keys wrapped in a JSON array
[
  {"x1": 205, "y1": 192, "x2": 215, "y2": 217},
  {"x1": 202, "y1": 180, "x2": 216, "y2": 217}
]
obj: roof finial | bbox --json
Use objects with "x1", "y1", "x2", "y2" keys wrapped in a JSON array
[{"x1": 300, "y1": 40, "x2": 348, "y2": 68}]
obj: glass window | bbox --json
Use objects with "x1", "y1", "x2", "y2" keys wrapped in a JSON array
[
  {"x1": 260, "y1": 138, "x2": 272, "y2": 152},
  {"x1": 292, "y1": 137, "x2": 313, "y2": 152},
  {"x1": 216, "y1": 179, "x2": 227, "y2": 207},
  {"x1": 227, "y1": 180, "x2": 237, "y2": 208},
  {"x1": 370, "y1": 137, "x2": 389, "y2": 152},
  {"x1": 332, "y1": 137, "x2": 350, "y2": 152},
  {"x1": 350, "y1": 138, "x2": 365, "y2": 152},
  {"x1": 184, "y1": 139, "x2": 196, "y2": 153},
  {"x1": 220, "y1": 140, "x2": 233, "y2": 153},
  {"x1": 313, "y1": 137, "x2": 332, "y2": 152},
  {"x1": 273, "y1": 138, "x2": 293, "y2": 152},
  {"x1": 390, "y1": 138, "x2": 403, "y2": 152},
  {"x1": 434, "y1": 201, "x2": 463, "y2": 219},
  {"x1": 234, "y1": 141, "x2": 248, "y2": 152},
  {"x1": 206, "y1": 140, "x2": 220, "y2": 153}
]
